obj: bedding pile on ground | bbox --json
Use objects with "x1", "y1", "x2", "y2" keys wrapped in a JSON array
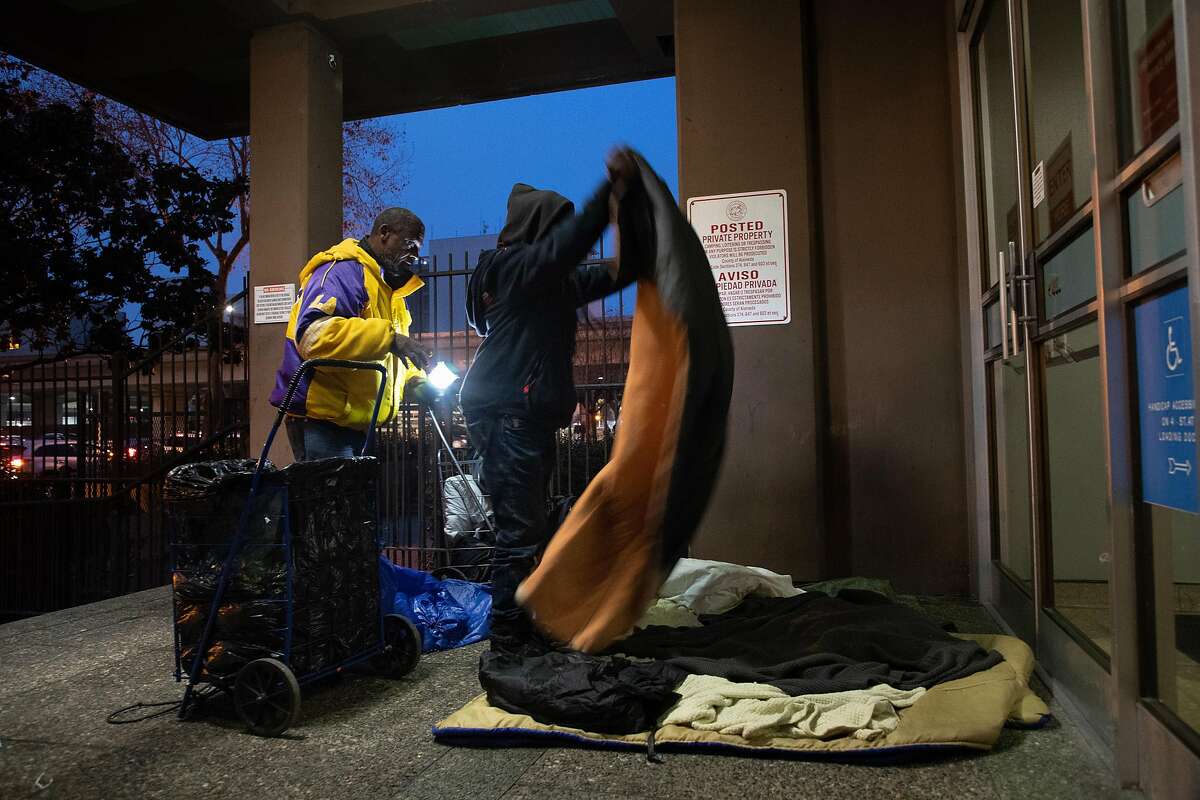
[
  {"x1": 437, "y1": 561, "x2": 1050, "y2": 760},
  {"x1": 612, "y1": 590, "x2": 1003, "y2": 695}
]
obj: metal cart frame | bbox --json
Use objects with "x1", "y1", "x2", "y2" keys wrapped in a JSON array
[
  {"x1": 170, "y1": 358, "x2": 421, "y2": 737},
  {"x1": 424, "y1": 411, "x2": 496, "y2": 582}
]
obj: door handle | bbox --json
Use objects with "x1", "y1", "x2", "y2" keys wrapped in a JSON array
[
  {"x1": 1010, "y1": 240, "x2": 1036, "y2": 325},
  {"x1": 1006, "y1": 241, "x2": 1023, "y2": 357},
  {"x1": 998, "y1": 249, "x2": 1011, "y2": 362}
]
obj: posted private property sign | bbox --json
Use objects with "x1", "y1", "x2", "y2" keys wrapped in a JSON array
[{"x1": 687, "y1": 189, "x2": 789, "y2": 326}]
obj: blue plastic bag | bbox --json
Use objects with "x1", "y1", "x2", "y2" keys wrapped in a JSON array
[{"x1": 379, "y1": 557, "x2": 491, "y2": 652}]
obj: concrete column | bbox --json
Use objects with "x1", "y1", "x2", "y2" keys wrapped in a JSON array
[
  {"x1": 248, "y1": 22, "x2": 343, "y2": 464},
  {"x1": 675, "y1": 2, "x2": 823, "y2": 578},
  {"x1": 812, "y1": 0, "x2": 968, "y2": 596}
]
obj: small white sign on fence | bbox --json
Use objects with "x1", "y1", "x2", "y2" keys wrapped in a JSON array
[{"x1": 253, "y1": 284, "x2": 296, "y2": 325}]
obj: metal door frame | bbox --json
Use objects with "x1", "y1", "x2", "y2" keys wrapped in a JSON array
[{"x1": 952, "y1": 0, "x2": 1200, "y2": 787}]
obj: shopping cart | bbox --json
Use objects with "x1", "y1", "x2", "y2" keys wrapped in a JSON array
[
  {"x1": 167, "y1": 358, "x2": 421, "y2": 737},
  {"x1": 416, "y1": 411, "x2": 579, "y2": 584},
  {"x1": 381, "y1": 409, "x2": 497, "y2": 583},
  {"x1": 429, "y1": 412, "x2": 495, "y2": 583}
]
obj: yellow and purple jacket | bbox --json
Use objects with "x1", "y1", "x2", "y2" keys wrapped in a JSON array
[{"x1": 270, "y1": 239, "x2": 425, "y2": 430}]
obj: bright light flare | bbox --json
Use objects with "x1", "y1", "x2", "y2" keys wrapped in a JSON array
[{"x1": 428, "y1": 361, "x2": 459, "y2": 392}]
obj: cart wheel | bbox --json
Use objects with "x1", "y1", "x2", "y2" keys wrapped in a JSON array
[
  {"x1": 379, "y1": 613, "x2": 422, "y2": 678},
  {"x1": 234, "y1": 658, "x2": 301, "y2": 737},
  {"x1": 432, "y1": 566, "x2": 467, "y2": 582}
]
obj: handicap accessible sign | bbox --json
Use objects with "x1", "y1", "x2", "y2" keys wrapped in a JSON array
[{"x1": 1135, "y1": 285, "x2": 1199, "y2": 513}]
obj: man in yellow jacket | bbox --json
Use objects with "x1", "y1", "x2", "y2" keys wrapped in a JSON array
[{"x1": 271, "y1": 208, "x2": 433, "y2": 461}]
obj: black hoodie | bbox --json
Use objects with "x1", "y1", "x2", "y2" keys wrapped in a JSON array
[{"x1": 461, "y1": 181, "x2": 626, "y2": 427}]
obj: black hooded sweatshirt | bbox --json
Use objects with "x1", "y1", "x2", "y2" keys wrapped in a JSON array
[{"x1": 461, "y1": 181, "x2": 625, "y2": 427}]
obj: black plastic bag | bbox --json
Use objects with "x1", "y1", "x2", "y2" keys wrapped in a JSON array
[{"x1": 167, "y1": 456, "x2": 382, "y2": 680}]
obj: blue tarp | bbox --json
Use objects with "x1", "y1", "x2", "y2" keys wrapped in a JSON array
[{"x1": 379, "y1": 558, "x2": 491, "y2": 652}]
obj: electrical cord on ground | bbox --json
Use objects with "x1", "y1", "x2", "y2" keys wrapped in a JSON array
[{"x1": 106, "y1": 687, "x2": 219, "y2": 725}]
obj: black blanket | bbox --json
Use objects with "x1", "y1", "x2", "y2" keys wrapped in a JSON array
[
  {"x1": 478, "y1": 591, "x2": 1004, "y2": 733},
  {"x1": 479, "y1": 650, "x2": 686, "y2": 734},
  {"x1": 610, "y1": 590, "x2": 1003, "y2": 696}
]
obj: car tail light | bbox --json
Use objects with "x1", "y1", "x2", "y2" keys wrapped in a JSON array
[{"x1": 127, "y1": 447, "x2": 138, "y2": 458}]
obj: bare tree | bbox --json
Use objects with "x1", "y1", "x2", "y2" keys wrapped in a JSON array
[
  {"x1": 36, "y1": 82, "x2": 412, "y2": 317},
  {"x1": 29, "y1": 67, "x2": 412, "y2": 432}
]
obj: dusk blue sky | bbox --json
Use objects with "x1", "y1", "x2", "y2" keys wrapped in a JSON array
[
  {"x1": 390, "y1": 76, "x2": 678, "y2": 246},
  {"x1": 211, "y1": 76, "x2": 677, "y2": 333},
  {"x1": 226, "y1": 75, "x2": 676, "y2": 298}
]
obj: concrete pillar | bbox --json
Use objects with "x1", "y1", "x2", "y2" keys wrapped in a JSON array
[
  {"x1": 812, "y1": 0, "x2": 968, "y2": 595},
  {"x1": 675, "y1": 2, "x2": 823, "y2": 578},
  {"x1": 248, "y1": 22, "x2": 343, "y2": 464}
]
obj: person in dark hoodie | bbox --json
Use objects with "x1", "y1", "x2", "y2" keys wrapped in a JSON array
[{"x1": 462, "y1": 149, "x2": 639, "y2": 653}]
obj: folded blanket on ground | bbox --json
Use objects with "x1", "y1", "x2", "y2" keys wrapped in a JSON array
[
  {"x1": 612, "y1": 590, "x2": 1004, "y2": 695},
  {"x1": 478, "y1": 650, "x2": 686, "y2": 735},
  {"x1": 664, "y1": 674, "x2": 925, "y2": 741},
  {"x1": 655, "y1": 558, "x2": 803, "y2": 616},
  {"x1": 636, "y1": 599, "x2": 703, "y2": 629},
  {"x1": 634, "y1": 557, "x2": 803, "y2": 630}
]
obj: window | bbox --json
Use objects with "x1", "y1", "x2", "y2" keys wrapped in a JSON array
[
  {"x1": 1042, "y1": 323, "x2": 1111, "y2": 656},
  {"x1": 1025, "y1": 0, "x2": 1093, "y2": 244},
  {"x1": 1116, "y1": 0, "x2": 1178, "y2": 161},
  {"x1": 1, "y1": 392, "x2": 32, "y2": 428}
]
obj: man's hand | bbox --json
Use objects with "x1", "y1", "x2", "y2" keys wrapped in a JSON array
[
  {"x1": 391, "y1": 333, "x2": 430, "y2": 371},
  {"x1": 606, "y1": 147, "x2": 639, "y2": 200},
  {"x1": 405, "y1": 377, "x2": 438, "y2": 408}
]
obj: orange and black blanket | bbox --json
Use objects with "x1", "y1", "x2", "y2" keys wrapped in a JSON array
[{"x1": 517, "y1": 154, "x2": 735, "y2": 652}]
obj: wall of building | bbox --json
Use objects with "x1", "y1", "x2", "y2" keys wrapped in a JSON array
[
  {"x1": 812, "y1": 0, "x2": 970, "y2": 594},
  {"x1": 675, "y1": 0, "x2": 826, "y2": 580},
  {"x1": 674, "y1": 1, "x2": 971, "y2": 593}
]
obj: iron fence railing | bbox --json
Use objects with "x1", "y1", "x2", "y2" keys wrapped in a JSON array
[
  {"x1": 2, "y1": 252, "x2": 632, "y2": 617},
  {"x1": 383, "y1": 253, "x2": 633, "y2": 574},
  {"x1": 0, "y1": 283, "x2": 250, "y2": 620}
]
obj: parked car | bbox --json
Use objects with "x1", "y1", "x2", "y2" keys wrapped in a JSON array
[
  {"x1": 9, "y1": 439, "x2": 111, "y2": 476},
  {"x1": 0, "y1": 442, "x2": 24, "y2": 480},
  {"x1": 123, "y1": 437, "x2": 165, "y2": 462},
  {"x1": 0, "y1": 438, "x2": 26, "y2": 459}
]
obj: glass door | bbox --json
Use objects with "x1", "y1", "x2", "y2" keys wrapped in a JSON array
[
  {"x1": 961, "y1": 0, "x2": 1200, "y2": 779},
  {"x1": 970, "y1": 0, "x2": 1116, "y2": 737},
  {"x1": 972, "y1": 0, "x2": 1039, "y2": 641}
]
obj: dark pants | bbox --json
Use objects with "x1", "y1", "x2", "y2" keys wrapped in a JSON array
[
  {"x1": 466, "y1": 413, "x2": 556, "y2": 645},
  {"x1": 285, "y1": 417, "x2": 367, "y2": 461}
]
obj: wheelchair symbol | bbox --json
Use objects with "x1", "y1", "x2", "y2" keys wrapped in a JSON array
[{"x1": 1167, "y1": 324, "x2": 1183, "y2": 372}]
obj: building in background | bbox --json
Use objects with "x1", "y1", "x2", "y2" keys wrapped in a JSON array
[{"x1": 414, "y1": 234, "x2": 629, "y2": 393}]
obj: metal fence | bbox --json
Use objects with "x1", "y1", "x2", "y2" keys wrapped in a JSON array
[
  {"x1": 381, "y1": 252, "x2": 633, "y2": 573},
  {"x1": 0, "y1": 254, "x2": 632, "y2": 619},
  {"x1": 0, "y1": 285, "x2": 250, "y2": 621}
]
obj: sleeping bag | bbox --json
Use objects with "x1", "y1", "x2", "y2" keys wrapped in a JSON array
[{"x1": 515, "y1": 152, "x2": 735, "y2": 652}]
